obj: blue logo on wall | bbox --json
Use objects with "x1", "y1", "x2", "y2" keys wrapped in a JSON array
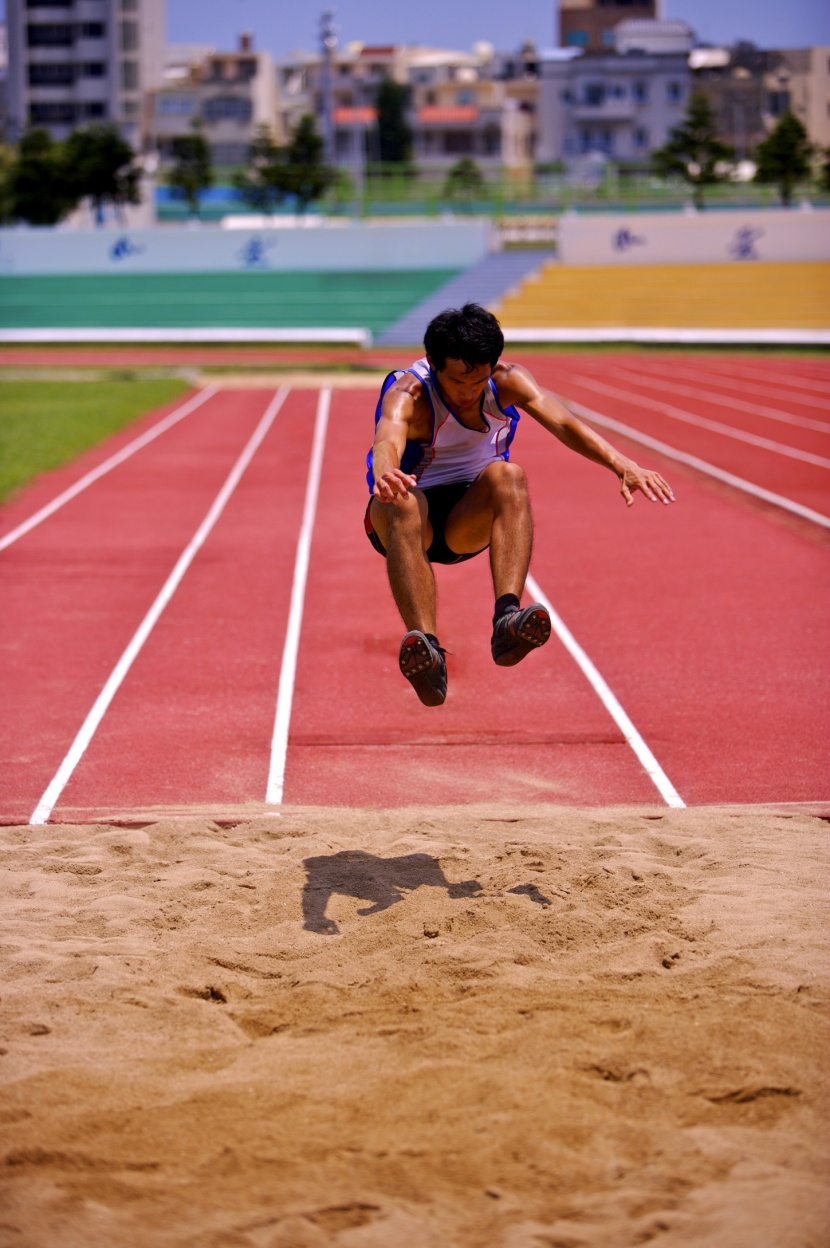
[
  {"x1": 613, "y1": 227, "x2": 646, "y2": 252},
  {"x1": 110, "y1": 236, "x2": 145, "y2": 261},
  {"x1": 238, "y1": 236, "x2": 277, "y2": 269},
  {"x1": 728, "y1": 225, "x2": 764, "y2": 261}
]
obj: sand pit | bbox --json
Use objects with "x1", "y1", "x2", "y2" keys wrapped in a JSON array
[{"x1": 1, "y1": 804, "x2": 828, "y2": 1247}]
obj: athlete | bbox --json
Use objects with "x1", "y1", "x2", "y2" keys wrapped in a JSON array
[{"x1": 364, "y1": 303, "x2": 674, "y2": 707}]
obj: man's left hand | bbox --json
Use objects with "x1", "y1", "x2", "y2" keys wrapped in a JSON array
[{"x1": 618, "y1": 463, "x2": 675, "y2": 507}]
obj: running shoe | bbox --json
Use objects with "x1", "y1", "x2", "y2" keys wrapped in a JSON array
[
  {"x1": 399, "y1": 631, "x2": 447, "y2": 706},
  {"x1": 491, "y1": 603, "x2": 551, "y2": 667}
]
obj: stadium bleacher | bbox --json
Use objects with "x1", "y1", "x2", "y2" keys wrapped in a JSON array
[
  {"x1": 492, "y1": 262, "x2": 830, "y2": 331},
  {"x1": 0, "y1": 269, "x2": 462, "y2": 336}
]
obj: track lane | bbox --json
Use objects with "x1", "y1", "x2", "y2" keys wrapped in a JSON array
[
  {"x1": 534, "y1": 361, "x2": 830, "y2": 521},
  {"x1": 0, "y1": 389, "x2": 276, "y2": 822},
  {"x1": 284, "y1": 389, "x2": 678, "y2": 808},
  {"x1": 43, "y1": 390, "x2": 319, "y2": 820},
  {"x1": 515, "y1": 412, "x2": 830, "y2": 804}
]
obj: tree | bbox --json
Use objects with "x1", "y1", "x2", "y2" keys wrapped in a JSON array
[
  {"x1": 821, "y1": 148, "x2": 830, "y2": 194},
  {"x1": 753, "y1": 112, "x2": 813, "y2": 206},
  {"x1": 168, "y1": 121, "x2": 213, "y2": 218},
  {"x1": 443, "y1": 157, "x2": 485, "y2": 208},
  {"x1": 233, "y1": 125, "x2": 289, "y2": 215},
  {"x1": 283, "y1": 115, "x2": 333, "y2": 214},
  {"x1": 375, "y1": 79, "x2": 412, "y2": 165},
  {"x1": 9, "y1": 129, "x2": 79, "y2": 224},
  {"x1": 652, "y1": 92, "x2": 733, "y2": 210},
  {"x1": 64, "y1": 124, "x2": 140, "y2": 225},
  {"x1": 0, "y1": 146, "x2": 16, "y2": 224}
]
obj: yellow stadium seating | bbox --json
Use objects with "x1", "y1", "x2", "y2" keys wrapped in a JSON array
[{"x1": 492, "y1": 262, "x2": 830, "y2": 330}]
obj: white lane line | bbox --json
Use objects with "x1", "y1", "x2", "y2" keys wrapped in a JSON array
[
  {"x1": 266, "y1": 388, "x2": 331, "y2": 806},
  {"x1": 626, "y1": 360, "x2": 830, "y2": 415},
  {"x1": 569, "y1": 375, "x2": 830, "y2": 470},
  {"x1": 564, "y1": 398, "x2": 830, "y2": 530},
  {"x1": 29, "y1": 387, "x2": 290, "y2": 826},
  {"x1": 526, "y1": 574, "x2": 685, "y2": 809},
  {"x1": 700, "y1": 362, "x2": 830, "y2": 398},
  {"x1": 0, "y1": 386, "x2": 217, "y2": 553},
  {"x1": 605, "y1": 364, "x2": 830, "y2": 434}
]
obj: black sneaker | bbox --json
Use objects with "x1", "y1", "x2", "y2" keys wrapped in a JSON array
[
  {"x1": 491, "y1": 603, "x2": 551, "y2": 667},
  {"x1": 399, "y1": 631, "x2": 447, "y2": 706}
]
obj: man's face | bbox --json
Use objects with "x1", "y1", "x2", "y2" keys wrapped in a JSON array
[{"x1": 430, "y1": 357, "x2": 492, "y2": 411}]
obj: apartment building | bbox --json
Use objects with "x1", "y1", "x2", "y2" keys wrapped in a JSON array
[
  {"x1": 276, "y1": 40, "x2": 539, "y2": 172},
  {"x1": 537, "y1": 21, "x2": 692, "y2": 164},
  {"x1": 151, "y1": 34, "x2": 278, "y2": 166},
  {"x1": 5, "y1": 0, "x2": 164, "y2": 146}
]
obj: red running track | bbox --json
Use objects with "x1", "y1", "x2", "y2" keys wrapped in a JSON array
[{"x1": 1, "y1": 353, "x2": 828, "y2": 823}]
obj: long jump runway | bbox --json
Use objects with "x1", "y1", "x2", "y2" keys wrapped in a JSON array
[{"x1": 1, "y1": 353, "x2": 828, "y2": 824}]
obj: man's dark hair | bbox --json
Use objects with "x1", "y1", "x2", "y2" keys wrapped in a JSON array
[{"x1": 424, "y1": 302, "x2": 504, "y2": 372}]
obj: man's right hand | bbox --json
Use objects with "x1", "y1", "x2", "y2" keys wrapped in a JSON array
[{"x1": 373, "y1": 469, "x2": 418, "y2": 502}]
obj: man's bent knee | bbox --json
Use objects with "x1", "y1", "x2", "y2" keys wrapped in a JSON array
[
  {"x1": 479, "y1": 460, "x2": 528, "y2": 503},
  {"x1": 370, "y1": 490, "x2": 430, "y2": 547}
]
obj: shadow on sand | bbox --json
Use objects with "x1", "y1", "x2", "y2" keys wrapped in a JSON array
[{"x1": 302, "y1": 850, "x2": 483, "y2": 936}]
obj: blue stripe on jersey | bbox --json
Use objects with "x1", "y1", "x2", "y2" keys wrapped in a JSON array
[
  {"x1": 366, "y1": 367, "x2": 433, "y2": 493},
  {"x1": 487, "y1": 378, "x2": 520, "y2": 460}
]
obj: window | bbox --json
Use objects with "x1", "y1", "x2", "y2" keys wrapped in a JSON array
[
  {"x1": 122, "y1": 99, "x2": 139, "y2": 116},
  {"x1": 155, "y1": 94, "x2": 195, "y2": 115},
  {"x1": 457, "y1": 89, "x2": 474, "y2": 105},
  {"x1": 632, "y1": 79, "x2": 647, "y2": 103},
  {"x1": 80, "y1": 21, "x2": 105, "y2": 37},
  {"x1": 202, "y1": 95, "x2": 253, "y2": 124},
  {"x1": 768, "y1": 90, "x2": 790, "y2": 116},
  {"x1": 120, "y1": 20, "x2": 138, "y2": 51},
  {"x1": 27, "y1": 22, "x2": 74, "y2": 46},
  {"x1": 566, "y1": 30, "x2": 588, "y2": 47},
  {"x1": 83, "y1": 101, "x2": 106, "y2": 117},
  {"x1": 121, "y1": 59, "x2": 139, "y2": 90},
  {"x1": 30, "y1": 101, "x2": 76, "y2": 122},
  {"x1": 602, "y1": 30, "x2": 616, "y2": 46},
  {"x1": 211, "y1": 142, "x2": 249, "y2": 164},
  {"x1": 667, "y1": 81, "x2": 683, "y2": 103},
  {"x1": 81, "y1": 61, "x2": 105, "y2": 77},
  {"x1": 29, "y1": 62, "x2": 75, "y2": 85},
  {"x1": 26, "y1": 0, "x2": 72, "y2": 6},
  {"x1": 443, "y1": 131, "x2": 473, "y2": 153},
  {"x1": 633, "y1": 126, "x2": 648, "y2": 148},
  {"x1": 585, "y1": 83, "x2": 605, "y2": 106}
]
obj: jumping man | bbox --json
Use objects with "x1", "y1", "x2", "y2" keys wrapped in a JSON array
[{"x1": 364, "y1": 303, "x2": 674, "y2": 707}]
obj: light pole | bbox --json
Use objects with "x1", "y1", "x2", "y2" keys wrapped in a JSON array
[{"x1": 320, "y1": 10, "x2": 337, "y2": 167}]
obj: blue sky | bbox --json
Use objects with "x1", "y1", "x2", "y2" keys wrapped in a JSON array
[{"x1": 164, "y1": 0, "x2": 830, "y2": 58}]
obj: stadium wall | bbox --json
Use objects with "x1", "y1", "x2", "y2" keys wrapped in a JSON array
[
  {"x1": 0, "y1": 219, "x2": 492, "y2": 276},
  {"x1": 558, "y1": 208, "x2": 830, "y2": 266}
]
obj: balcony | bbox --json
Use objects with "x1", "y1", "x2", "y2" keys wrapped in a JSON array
[{"x1": 571, "y1": 97, "x2": 635, "y2": 122}]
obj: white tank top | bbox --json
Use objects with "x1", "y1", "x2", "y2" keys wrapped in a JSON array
[{"x1": 367, "y1": 357, "x2": 521, "y2": 491}]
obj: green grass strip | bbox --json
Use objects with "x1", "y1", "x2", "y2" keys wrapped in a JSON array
[{"x1": 0, "y1": 377, "x2": 189, "y2": 504}]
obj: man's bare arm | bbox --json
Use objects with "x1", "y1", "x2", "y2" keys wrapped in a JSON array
[
  {"x1": 371, "y1": 383, "x2": 420, "y2": 503},
  {"x1": 498, "y1": 363, "x2": 675, "y2": 507}
]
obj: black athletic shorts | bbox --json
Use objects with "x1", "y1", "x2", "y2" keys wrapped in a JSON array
[{"x1": 364, "y1": 480, "x2": 488, "y2": 566}]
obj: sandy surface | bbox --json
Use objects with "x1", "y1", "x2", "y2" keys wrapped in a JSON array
[{"x1": 1, "y1": 804, "x2": 828, "y2": 1248}]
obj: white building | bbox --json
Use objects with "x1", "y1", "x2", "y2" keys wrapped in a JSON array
[
  {"x1": 5, "y1": 0, "x2": 164, "y2": 147},
  {"x1": 536, "y1": 28, "x2": 692, "y2": 165},
  {"x1": 151, "y1": 35, "x2": 277, "y2": 167}
]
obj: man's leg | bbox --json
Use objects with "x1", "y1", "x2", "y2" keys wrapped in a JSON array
[
  {"x1": 443, "y1": 461, "x2": 551, "y2": 666},
  {"x1": 443, "y1": 460, "x2": 532, "y2": 592},
  {"x1": 369, "y1": 492, "x2": 447, "y2": 706},
  {"x1": 369, "y1": 491, "x2": 435, "y2": 631}
]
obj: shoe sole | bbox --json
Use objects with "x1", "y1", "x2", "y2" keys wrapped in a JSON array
[
  {"x1": 399, "y1": 632, "x2": 447, "y2": 706},
  {"x1": 493, "y1": 605, "x2": 552, "y2": 667}
]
